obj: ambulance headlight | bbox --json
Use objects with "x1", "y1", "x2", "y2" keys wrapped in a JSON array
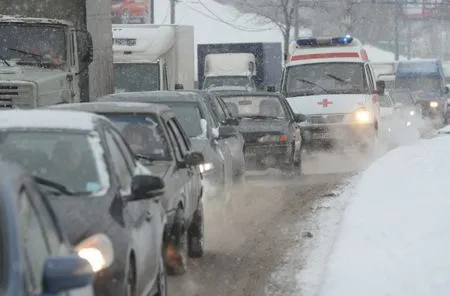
[
  {"x1": 353, "y1": 109, "x2": 372, "y2": 123},
  {"x1": 430, "y1": 101, "x2": 438, "y2": 108}
]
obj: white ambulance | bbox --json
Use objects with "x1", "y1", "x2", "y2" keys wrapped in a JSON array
[{"x1": 280, "y1": 36, "x2": 384, "y2": 152}]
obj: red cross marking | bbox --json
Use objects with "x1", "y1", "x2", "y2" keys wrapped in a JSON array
[{"x1": 318, "y1": 98, "x2": 333, "y2": 108}]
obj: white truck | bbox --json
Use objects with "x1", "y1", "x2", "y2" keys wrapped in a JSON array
[
  {"x1": 202, "y1": 52, "x2": 256, "y2": 91},
  {"x1": 0, "y1": 0, "x2": 114, "y2": 107},
  {"x1": 371, "y1": 61, "x2": 397, "y2": 89},
  {"x1": 113, "y1": 24, "x2": 195, "y2": 92}
]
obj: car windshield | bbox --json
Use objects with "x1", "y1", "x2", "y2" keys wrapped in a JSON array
[
  {"x1": 395, "y1": 77, "x2": 441, "y2": 93},
  {"x1": 114, "y1": 63, "x2": 160, "y2": 93},
  {"x1": 379, "y1": 95, "x2": 393, "y2": 107},
  {"x1": 284, "y1": 62, "x2": 367, "y2": 96},
  {"x1": 220, "y1": 96, "x2": 286, "y2": 119},
  {"x1": 0, "y1": 24, "x2": 66, "y2": 69},
  {"x1": 162, "y1": 102, "x2": 204, "y2": 138},
  {"x1": 389, "y1": 91, "x2": 414, "y2": 105},
  {"x1": 102, "y1": 114, "x2": 171, "y2": 160},
  {"x1": 0, "y1": 131, "x2": 106, "y2": 194},
  {"x1": 203, "y1": 76, "x2": 251, "y2": 89}
]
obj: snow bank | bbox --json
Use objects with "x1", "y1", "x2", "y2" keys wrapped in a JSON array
[{"x1": 317, "y1": 135, "x2": 450, "y2": 296}]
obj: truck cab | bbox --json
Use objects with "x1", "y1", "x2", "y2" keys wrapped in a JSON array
[
  {"x1": 112, "y1": 24, "x2": 194, "y2": 93},
  {"x1": 202, "y1": 52, "x2": 256, "y2": 91},
  {"x1": 280, "y1": 35, "x2": 382, "y2": 152},
  {"x1": 0, "y1": 15, "x2": 92, "y2": 108}
]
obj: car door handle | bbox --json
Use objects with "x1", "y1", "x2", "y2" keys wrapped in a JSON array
[{"x1": 145, "y1": 211, "x2": 152, "y2": 222}]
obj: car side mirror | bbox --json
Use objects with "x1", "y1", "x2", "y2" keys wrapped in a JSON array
[
  {"x1": 376, "y1": 80, "x2": 386, "y2": 96},
  {"x1": 43, "y1": 256, "x2": 93, "y2": 294},
  {"x1": 184, "y1": 151, "x2": 205, "y2": 166},
  {"x1": 218, "y1": 125, "x2": 238, "y2": 138},
  {"x1": 225, "y1": 117, "x2": 240, "y2": 126},
  {"x1": 130, "y1": 175, "x2": 165, "y2": 201},
  {"x1": 294, "y1": 113, "x2": 307, "y2": 122},
  {"x1": 445, "y1": 86, "x2": 449, "y2": 94}
]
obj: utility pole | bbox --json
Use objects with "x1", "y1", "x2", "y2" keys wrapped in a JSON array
[
  {"x1": 406, "y1": 20, "x2": 412, "y2": 59},
  {"x1": 294, "y1": 0, "x2": 299, "y2": 38},
  {"x1": 394, "y1": 1, "x2": 400, "y2": 60},
  {"x1": 150, "y1": 0, "x2": 155, "y2": 24},
  {"x1": 170, "y1": 0, "x2": 176, "y2": 24}
]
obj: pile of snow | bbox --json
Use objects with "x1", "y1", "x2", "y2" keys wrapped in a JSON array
[
  {"x1": 316, "y1": 133, "x2": 450, "y2": 296},
  {"x1": 364, "y1": 44, "x2": 407, "y2": 62}
]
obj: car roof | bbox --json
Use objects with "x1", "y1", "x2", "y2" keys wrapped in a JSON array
[
  {"x1": 98, "y1": 91, "x2": 202, "y2": 103},
  {"x1": 214, "y1": 91, "x2": 284, "y2": 98},
  {"x1": 47, "y1": 101, "x2": 171, "y2": 115},
  {"x1": 0, "y1": 109, "x2": 98, "y2": 131}
]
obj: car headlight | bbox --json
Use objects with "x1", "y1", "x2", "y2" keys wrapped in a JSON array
[
  {"x1": 199, "y1": 162, "x2": 214, "y2": 173},
  {"x1": 430, "y1": 101, "x2": 438, "y2": 108},
  {"x1": 258, "y1": 134, "x2": 288, "y2": 143},
  {"x1": 409, "y1": 110, "x2": 415, "y2": 116},
  {"x1": 75, "y1": 233, "x2": 114, "y2": 273},
  {"x1": 353, "y1": 109, "x2": 372, "y2": 123}
]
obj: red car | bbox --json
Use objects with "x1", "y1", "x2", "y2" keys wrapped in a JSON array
[{"x1": 111, "y1": 0, "x2": 150, "y2": 24}]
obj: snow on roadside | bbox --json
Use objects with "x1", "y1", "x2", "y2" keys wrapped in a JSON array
[{"x1": 265, "y1": 175, "x2": 360, "y2": 296}]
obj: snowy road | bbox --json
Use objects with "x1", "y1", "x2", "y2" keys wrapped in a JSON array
[{"x1": 167, "y1": 151, "x2": 366, "y2": 296}]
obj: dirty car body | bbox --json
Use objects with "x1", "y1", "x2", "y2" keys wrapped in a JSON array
[{"x1": 0, "y1": 109, "x2": 167, "y2": 296}]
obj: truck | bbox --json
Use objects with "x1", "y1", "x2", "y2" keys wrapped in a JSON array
[
  {"x1": 113, "y1": 24, "x2": 195, "y2": 93},
  {"x1": 0, "y1": 0, "x2": 114, "y2": 107},
  {"x1": 197, "y1": 42, "x2": 283, "y2": 91}
]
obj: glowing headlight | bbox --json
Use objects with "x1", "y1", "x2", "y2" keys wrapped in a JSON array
[
  {"x1": 199, "y1": 162, "x2": 214, "y2": 173},
  {"x1": 75, "y1": 233, "x2": 114, "y2": 273},
  {"x1": 353, "y1": 109, "x2": 372, "y2": 123},
  {"x1": 78, "y1": 248, "x2": 106, "y2": 272},
  {"x1": 430, "y1": 101, "x2": 438, "y2": 108},
  {"x1": 258, "y1": 134, "x2": 288, "y2": 143},
  {"x1": 409, "y1": 110, "x2": 415, "y2": 116}
]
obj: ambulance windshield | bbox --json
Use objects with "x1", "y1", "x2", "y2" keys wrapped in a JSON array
[{"x1": 284, "y1": 62, "x2": 367, "y2": 97}]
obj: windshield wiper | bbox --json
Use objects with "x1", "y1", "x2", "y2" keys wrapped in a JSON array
[
  {"x1": 33, "y1": 176, "x2": 88, "y2": 196},
  {"x1": 7, "y1": 48, "x2": 43, "y2": 64},
  {"x1": 135, "y1": 153, "x2": 156, "y2": 164},
  {"x1": 0, "y1": 55, "x2": 10, "y2": 67},
  {"x1": 325, "y1": 74, "x2": 360, "y2": 91},
  {"x1": 295, "y1": 78, "x2": 330, "y2": 93},
  {"x1": 239, "y1": 115, "x2": 282, "y2": 120}
]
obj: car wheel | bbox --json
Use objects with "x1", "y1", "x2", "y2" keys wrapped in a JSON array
[
  {"x1": 188, "y1": 199, "x2": 205, "y2": 258},
  {"x1": 125, "y1": 259, "x2": 136, "y2": 296},
  {"x1": 165, "y1": 208, "x2": 187, "y2": 275},
  {"x1": 154, "y1": 251, "x2": 167, "y2": 296}
]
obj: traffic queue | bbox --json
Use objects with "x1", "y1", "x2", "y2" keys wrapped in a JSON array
[{"x1": 0, "y1": 35, "x2": 439, "y2": 296}]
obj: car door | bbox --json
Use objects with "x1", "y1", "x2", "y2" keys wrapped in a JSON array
[
  {"x1": 103, "y1": 125, "x2": 159, "y2": 292},
  {"x1": 166, "y1": 117, "x2": 195, "y2": 218}
]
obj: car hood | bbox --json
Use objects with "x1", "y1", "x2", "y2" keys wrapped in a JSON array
[
  {"x1": 237, "y1": 118, "x2": 289, "y2": 134},
  {"x1": 286, "y1": 94, "x2": 372, "y2": 115}
]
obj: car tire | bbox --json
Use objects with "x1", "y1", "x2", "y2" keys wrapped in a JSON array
[
  {"x1": 165, "y1": 208, "x2": 187, "y2": 276},
  {"x1": 188, "y1": 199, "x2": 205, "y2": 258},
  {"x1": 155, "y1": 249, "x2": 167, "y2": 296}
]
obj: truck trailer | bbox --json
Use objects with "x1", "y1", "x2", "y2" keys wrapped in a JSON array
[
  {"x1": 113, "y1": 24, "x2": 195, "y2": 92},
  {"x1": 197, "y1": 42, "x2": 283, "y2": 91},
  {"x1": 0, "y1": 0, "x2": 113, "y2": 107}
]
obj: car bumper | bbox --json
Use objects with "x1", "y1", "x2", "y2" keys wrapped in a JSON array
[
  {"x1": 244, "y1": 143, "x2": 293, "y2": 170},
  {"x1": 301, "y1": 123, "x2": 375, "y2": 149}
]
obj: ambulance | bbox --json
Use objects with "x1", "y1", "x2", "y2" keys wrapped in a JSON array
[{"x1": 280, "y1": 35, "x2": 384, "y2": 152}]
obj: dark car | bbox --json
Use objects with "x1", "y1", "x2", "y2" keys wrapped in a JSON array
[
  {"x1": 181, "y1": 89, "x2": 246, "y2": 183},
  {"x1": 95, "y1": 91, "x2": 239, "y2": 203},
  {"x1": 0, "y1": 161, "x2": 114, "y2": 296},
  {"x1": 48, "y1": 101, "x2": 206, "y2": 274},
  {"x1": 0, "y1": 109, "x2": 167, "y2": 296},
  {"x1": 387, "y1": 88, "x2": 423, "y2": 120},
  {"x1": 216, "y1": 92, "x2": 306, "y2": 173}
]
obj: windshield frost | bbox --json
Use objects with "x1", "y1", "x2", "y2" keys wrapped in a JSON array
[{"x1": 114, "y1": 63, "x2": 160, "y2": 92}]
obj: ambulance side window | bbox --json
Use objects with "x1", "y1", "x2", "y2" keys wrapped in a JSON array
[{"x1": 365, "y1": 64, "x2": 375, "y2": 93}]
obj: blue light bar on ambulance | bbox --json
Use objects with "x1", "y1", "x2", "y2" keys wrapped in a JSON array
[{"x1": 296, "y1": 36, "x2": 354, "y2": 47}]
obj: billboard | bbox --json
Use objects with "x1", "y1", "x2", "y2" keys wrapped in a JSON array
[
  {"x1": 402, "y1": 0, "x2": 450, "y2": 20},
  {"x1": 111, "y1": 0, "x2": 153, "y2": 24}
]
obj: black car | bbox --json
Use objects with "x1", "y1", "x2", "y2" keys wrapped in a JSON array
[
  {"x1": 0, "y1": 109, "x2": 167, "y2": 296},
  {"x1": 216, "y1": 92, "x2": 306, "y2": 173},
  {"x1": 49, "y1": 101, "x2": 206, "y2": 274},
  {"x1": 388, "y1": 88, "x2": 423, "y2": 119},
  {"x1": 0, "y1": 161, "x2": 113, "y2": 296},
  {"x1": 95, "y1": 91, "x2": 239, "y2": 203},
  {"x1": 181, "y1": 89, "x2": 246, "y2": 183}
]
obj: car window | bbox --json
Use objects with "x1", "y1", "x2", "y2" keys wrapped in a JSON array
[
  {"x1": 390, "y1": 91, "x2": 415, "y2": 105},
  {"x1": 221, "y1": 96, "x2": 287, "y2": 119},
  {"x1": 164, "y1": 120, "x2": 183, "y2": 161},
  {"x1": 167, "y1": 119, "x2": 189, "y2": 156},
  {"x1": 204, "y1": 98, "x2": 221, "y2": 127},
  {"x1": 107, "y1": 126, "x2": 136, "y2": 168},
  {"x1": 104, "y1": 129, "x2": 132, "y2": 189},
  {"x1": 19, "y1": 189, "x2": 50, "y2": 290}
]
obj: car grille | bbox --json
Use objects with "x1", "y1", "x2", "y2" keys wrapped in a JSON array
[
  {"x1": 307, "y1": 114, "x2": 345, "y2": 124},
  {"x1": 0, "y1": 82, "x2": 36, "y2": 108}
]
